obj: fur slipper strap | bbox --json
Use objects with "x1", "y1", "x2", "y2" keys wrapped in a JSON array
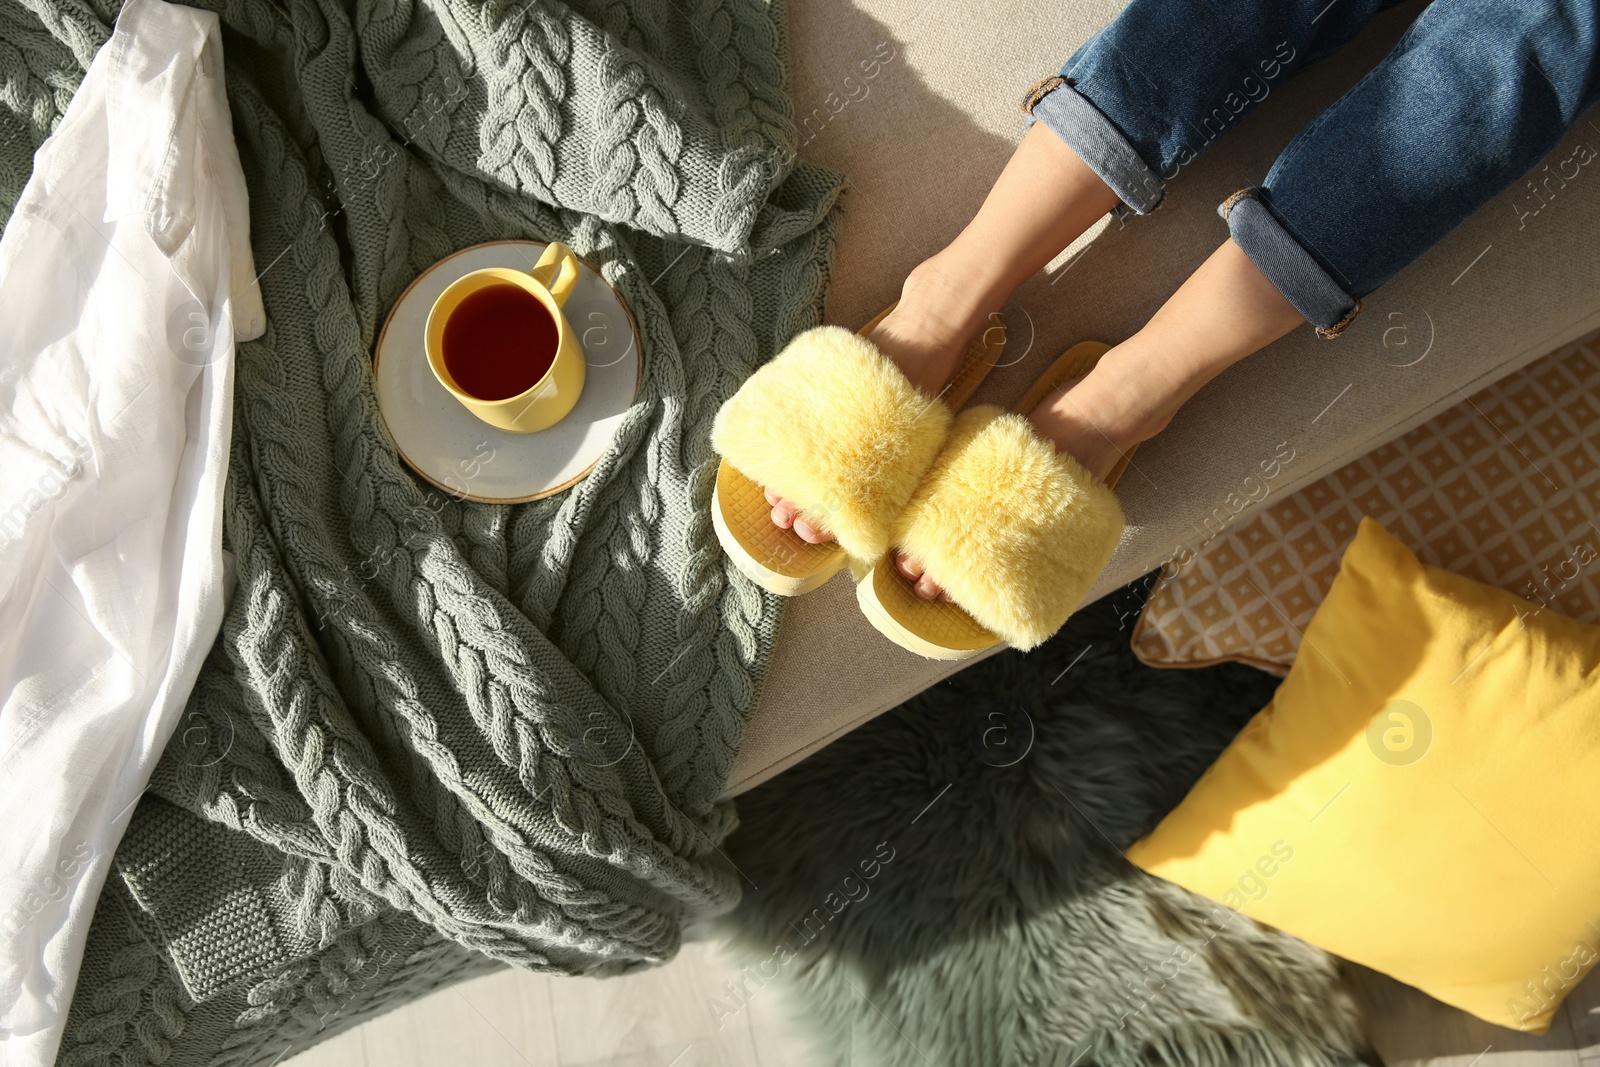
[
  {"x1": 711, "y1": 326, "x2": 952, "y2": 562},
  {"x1": 890, "y1": 406, "x2": 1125, "y2": 650}
]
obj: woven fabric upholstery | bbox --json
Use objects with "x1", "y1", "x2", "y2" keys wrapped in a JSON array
[{"x1": 1132, "y1": 331, "x2": 1600, "y2": 673}]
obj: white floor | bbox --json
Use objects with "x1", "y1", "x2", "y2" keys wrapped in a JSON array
[
  {"x1": 285, "y1": 940, "x2": 822, "y2": 1067},
  {"x1": 281, "y1": 934, "x2": 1600, "y2": 1067}
]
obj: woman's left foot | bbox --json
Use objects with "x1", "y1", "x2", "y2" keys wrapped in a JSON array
[{"x1": 897, "y1": 358, "x2": 1163, "y2": 600}]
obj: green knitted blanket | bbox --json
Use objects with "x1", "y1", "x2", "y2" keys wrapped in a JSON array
[{"x1": 0, "y1": 0, "x2": 843, "y2": 1061}]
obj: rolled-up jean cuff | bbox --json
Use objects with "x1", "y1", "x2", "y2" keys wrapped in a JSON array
[
  {"x1": 1218, "y1": 189, "x2": 1362, "y2": 338},
  {"x1": 1023, "y1": 77, "x2": 1165, "y2": 215}
]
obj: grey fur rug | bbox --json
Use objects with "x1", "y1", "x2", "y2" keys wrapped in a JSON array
[{"x1": 713, "y1": 577, "x2": 1379, "y2": 1066}]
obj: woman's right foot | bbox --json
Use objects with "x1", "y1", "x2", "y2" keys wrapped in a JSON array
[
  {"x1": 768, "y1": 254, "x2": 1002, "y2": 544},
  {"x1": 865, "y1": 257, "x2": 1000, "y2": 395}
]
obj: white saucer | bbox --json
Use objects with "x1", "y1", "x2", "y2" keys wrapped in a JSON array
[{"x1": 374, "y1": 240, "x2": 643, "y2": 503}]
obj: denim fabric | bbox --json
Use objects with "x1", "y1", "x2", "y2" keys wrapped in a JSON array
[
  {"x1": 1221, "y1": 190, "x2": 1359, "y2": 333},
  {"x1": 1027, "y1": 76, "x2": 1164, "y2": 214},
  {"x1": 1025, "y1": 0, "x2": 1600, "y2": 335}
]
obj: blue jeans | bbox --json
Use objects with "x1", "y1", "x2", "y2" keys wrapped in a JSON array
[{"x1": 1026, "y1": 0, "x2": 1600, "y2": 336}]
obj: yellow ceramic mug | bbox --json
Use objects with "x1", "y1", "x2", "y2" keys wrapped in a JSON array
[{"x1": 425, "y1": 242, "x2": 586, "y2": 433}]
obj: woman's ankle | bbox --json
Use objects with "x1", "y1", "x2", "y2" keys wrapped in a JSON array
[
  {"x1": 869, "y1": 252, "x2": 1005, "y2": 395},
  {"x1": 1027, "y1": 401, "x2": 1145, "y2": 483},
  {"x1": 1027, "y1": 343, "x2": 1180, "y2": 482}
]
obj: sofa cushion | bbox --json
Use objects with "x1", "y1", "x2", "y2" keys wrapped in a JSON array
[{"x1": 1128, "y1": 329, "x2": 1600, "y2": 675}]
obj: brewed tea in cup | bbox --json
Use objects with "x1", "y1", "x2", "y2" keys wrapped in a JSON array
[{"x1": 425, "y1": 242, "x2": 586, "y2": 433}]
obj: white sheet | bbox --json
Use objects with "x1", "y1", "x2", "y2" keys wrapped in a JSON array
[{"x1": 0, "y1": 0, "x2": 262, "y2": 1061}]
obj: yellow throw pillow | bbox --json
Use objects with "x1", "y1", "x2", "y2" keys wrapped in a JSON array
[{"x1": 1127, "y1": 516, "x2": 1600, "y2": 1034}]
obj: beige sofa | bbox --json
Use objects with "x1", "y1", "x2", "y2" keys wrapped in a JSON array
[
  {"x1": 1349, "y1": 963, "x2": 1600, "y2": 1065},
  {"x1": 725, "y1": 1, "x2": 1600, "y2": 1058},
  {"x1": 726, "y1": 0, "x2": 1600, "y2": 797}
]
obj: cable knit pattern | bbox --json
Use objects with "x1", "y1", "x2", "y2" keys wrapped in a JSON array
[{"x1": 0, "y1": 0, "x2": 845, "y2": 1061}]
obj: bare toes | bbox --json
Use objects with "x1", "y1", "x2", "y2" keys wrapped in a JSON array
[
  {"x1": 898, "y1": 552, "x2": 946, "y2": 599},
  {"x1": 792, "y1": 517, "x2": 832, "y2": 544},
  {"x1": 895, "y1": 552, "x2": 924, "y2": 582},
  {"x1": 767, "y1": 494, "x2": 835, "y2": 543}
]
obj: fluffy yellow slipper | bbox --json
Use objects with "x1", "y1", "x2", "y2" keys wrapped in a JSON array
[
  {"x1": 855, "y1": 342, "x2": 1135, "y2": 659},
  {"x1": 710, "y1": 306, "x2": 1004, "y2": 596}
]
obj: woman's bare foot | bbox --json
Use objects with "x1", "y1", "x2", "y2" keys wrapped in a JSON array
[
  {"x1": 765, "y1": 123, "x2": 1124, "y2": 548},
  {"x1": 900, "y1": 238, "x2": 1306, "y2": 602},
  {"x1": 891, "y1": 362, "x2": 1154, "y2": 599},
  {"x1": 768, "y1": 255, "x2": 1002, "y2": 544}
]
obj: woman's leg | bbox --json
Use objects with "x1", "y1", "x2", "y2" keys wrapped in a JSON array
[
  {"x1": 904, "y1": 0, "x2": 1600, "y2": 599},
  {"x1": 1214, "y1": 0, "x2": 1600, "y2": 333},
  {"x1": 769, "y1": 123, "x2": 1121, "y2": 541},
  {"x1": 772, "y1": 0, "x2": 1400, "y2": 542},
  {"x1": 895, "y1": 239, "x2": 1304, "y2": 598},
  {"x1": 1030, "y1": 0, "x2": 1600, "y2": 480}
]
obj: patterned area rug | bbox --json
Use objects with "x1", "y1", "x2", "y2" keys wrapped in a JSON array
[{"x1": 715, "y1": 577, "x2": 1379, "y2": 1066}]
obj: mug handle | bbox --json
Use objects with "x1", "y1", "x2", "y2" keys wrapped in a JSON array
[{"x1": 530, "y1": 241, "x2": 580, "y2": 308}]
